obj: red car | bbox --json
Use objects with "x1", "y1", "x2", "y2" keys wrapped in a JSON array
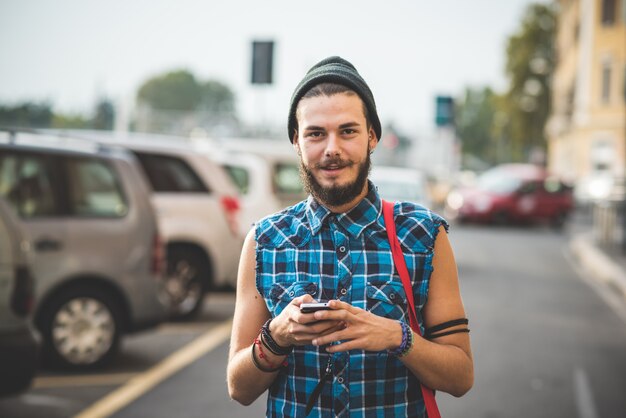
[{"x1": 446, "y1": 164, "x2": 573, "y2": 228}]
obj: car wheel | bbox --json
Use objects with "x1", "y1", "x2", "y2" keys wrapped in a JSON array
[
  {"x1": 40, "y1": 286, "x2": 122, "y2": 369},
  {"x1": 551, "y1": 212, "x2": 567, "y2": 230},
  {"x1": 166, "y1": 247, "x2": 209, "y2": 320},
  {"x1": 492, "y1": 211, "x2": 509, "y2": 226}
]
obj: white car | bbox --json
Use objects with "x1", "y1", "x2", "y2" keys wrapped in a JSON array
[
  {"x1": 50, "y1": 130, "x2": 244, "y2": 319},
  {"x1": 211, "y1": 139, "x2": 306, "y2": 235},
  {"x1": 370, "y1": 166, "x2": 433, "y2": 209}
]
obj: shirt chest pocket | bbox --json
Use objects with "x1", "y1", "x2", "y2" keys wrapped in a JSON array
[
  {"x1": 366, "y1": 281, "x2": 407, "y2": 322},
  {"x1": 267, "y1": 281, "x2": 318, "y2": 317}
]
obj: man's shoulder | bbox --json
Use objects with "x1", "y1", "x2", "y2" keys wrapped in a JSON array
[
  {"x1": 392, "y1": 201, "x2": 449, "y2": 250},
  {"x1": 255, "y1": 200, "x2": 311, "y2": 249}
]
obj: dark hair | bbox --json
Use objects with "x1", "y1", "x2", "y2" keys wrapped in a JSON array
[{"x1": 293, "y1": 82, "x2": 372, "y2": 139}]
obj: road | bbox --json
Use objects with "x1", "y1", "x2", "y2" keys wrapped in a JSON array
[{"x1": 2, "y1": 223, "x2": 626, "y2": 418}]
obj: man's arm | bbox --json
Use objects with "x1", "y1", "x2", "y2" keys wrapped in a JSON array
[
  {"x1": 310, "y1": 225, "x2": 474, "y2": 397},
  {"x1": 227, "y1": 229, "x2": 344, "y2": 405},
  {"x1": 226, "y1": 229, "x2": 275, "y2": 405}
]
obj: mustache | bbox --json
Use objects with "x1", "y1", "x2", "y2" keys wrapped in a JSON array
[{"x1": 315, "y1": 157, "x2": 354, "y2": 170}]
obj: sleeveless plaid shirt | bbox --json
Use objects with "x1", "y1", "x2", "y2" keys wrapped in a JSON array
[{"x1": 255, "y1": 182, "x2": 448, "y2": 418}]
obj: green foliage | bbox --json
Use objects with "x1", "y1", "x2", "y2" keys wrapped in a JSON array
[
  {"x1": 137, "y1": 70, "x2": 201, "y2": 111},
  {"x1": 455, "y1": 87, "x2": 500, "y2": 165},
  {"x1": 455, "y1": 2, "x2": 556, "y2": 165},
  {"x1": 503, "y1": 2, "x2": 556, "y2": 161},
  {"x1": 0, "y1": 102, "x2": 53, "y2": 128},
  {"x1": 137, "y1": 69, "x2": 235, "y2": 113},
  {"x1": 92, "y1": 99, "x2": 115, "y2": 130},
  {"x1": 51, "y1": 113, "x2": 90, "y2": 129}
]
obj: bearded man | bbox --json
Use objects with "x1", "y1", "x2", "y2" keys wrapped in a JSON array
[{"x1": 227, "y1": 56, "x2": 473, "y2": 418}]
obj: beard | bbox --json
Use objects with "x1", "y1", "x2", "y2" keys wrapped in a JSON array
[{"x1": 299, "y1": 148, "x2": 371, "y2": 208}]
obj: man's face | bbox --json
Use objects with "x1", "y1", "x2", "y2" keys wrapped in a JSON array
[{"x1": 294, "y1": 92, "x2": 377, "y2": 209}]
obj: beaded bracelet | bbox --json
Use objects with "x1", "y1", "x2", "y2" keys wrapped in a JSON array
[
  {"x1": 388, "y1": 321, "x2": 414, "y2": 357},
  {"x1": 251, "y1": 338, "x2": 287, "y2": 373},
  {"x1": 261, "y1": 318, "x2": 293, "y2": 356}
]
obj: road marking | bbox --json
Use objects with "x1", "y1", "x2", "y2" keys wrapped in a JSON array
[
  {"x1": 563, "y1": 247, "x2": 626, "y2": 324},
  {"x1": 33, "y1": 373, "x2": 138, "y2": 389},
  {"x1": 574, "y1": 367, "x2": 599, "y2": 418},
  {"x1": 74, "y1": 319, "x2": 232, "y2": 418}
]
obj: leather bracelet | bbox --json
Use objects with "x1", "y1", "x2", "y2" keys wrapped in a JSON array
[
  {"x1": 251, "y1": 339, "x2": 285, "y2": 373},
  {"x1": 261, "y1": 318, "x2": 293, "y2": 356}
]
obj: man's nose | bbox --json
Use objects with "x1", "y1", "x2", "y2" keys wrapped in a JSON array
[{"x1": 324, "y1": 133, "x2": 341, "y2": 157}]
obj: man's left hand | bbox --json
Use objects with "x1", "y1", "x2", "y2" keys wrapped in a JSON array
[{"x1": 310, "y1": 300, "x2": 402, "y2": 353}]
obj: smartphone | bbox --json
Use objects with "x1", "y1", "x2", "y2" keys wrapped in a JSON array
[{"x1": 300, "y1": 302, "x2": 331, "y2": 313}]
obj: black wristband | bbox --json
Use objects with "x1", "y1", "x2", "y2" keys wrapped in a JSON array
[
  {"x1": 261, "y1": 319, "x2": 293, "y2": 356},
  {"x1": 251, "y1": 342, "x2": 282, "y2": 373}
]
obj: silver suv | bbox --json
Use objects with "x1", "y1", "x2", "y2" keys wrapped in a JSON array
[
  {"x1": 47, "y1": 130, "x2": 244, "y2": 320},
  {"x1": 0, "y1": 130, "x2": 169, "y2": 369},
  {"x1": 0, "y1": 198, "x2": 39, "y2": 395}
]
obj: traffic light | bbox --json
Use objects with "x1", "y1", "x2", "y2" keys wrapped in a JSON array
[
  {"x1": 435, "y1": 95, "x2": 454, "y2": 127},
  {"x1": 251, "y1": 41, "x2": 274, "y2": 85}
]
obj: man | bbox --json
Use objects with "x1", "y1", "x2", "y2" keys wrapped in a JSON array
[{"x1": 227, "y1": 56, "x2": 473, "y2": 417}]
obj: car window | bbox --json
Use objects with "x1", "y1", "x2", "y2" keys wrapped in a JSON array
[
  {"x1": 0, "y1": 152, "x2": 60, "y2": 218},
  {"x1": 273, "y1": 163, "x2": 303, "y2": 195},
  {"x1": 134, "y1": 152, "x2": 209, "y2": 193},
  {"x1": 223, "y1": 165, "x2": 249, "y2": 195},
  {"x1": 65, "y1": 157, "x2": 128, "y2": 217}
]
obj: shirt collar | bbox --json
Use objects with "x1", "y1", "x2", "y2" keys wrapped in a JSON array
[{"x1": 306, "y1": 181, "x2": 383, "y2": 238}]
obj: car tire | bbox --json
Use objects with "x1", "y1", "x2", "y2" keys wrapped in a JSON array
[
  {"x1": 39, "y1": 286, "x2": 122, "y2": 370},
  {"x1": 551, "y1": 212, "x2": 567, "y2": 230},
  {"x1": 166, "y1": 247, "x2": 209, "y2": 320}
]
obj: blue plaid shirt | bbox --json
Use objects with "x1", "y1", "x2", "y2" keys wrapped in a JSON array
[{"x1": 255, "y1": 182, "x2": 448, "y2": 418}]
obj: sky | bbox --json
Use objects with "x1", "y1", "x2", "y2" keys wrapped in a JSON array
[{"x1": 0, "y1": 0, "x2": 539, "y2": 136}]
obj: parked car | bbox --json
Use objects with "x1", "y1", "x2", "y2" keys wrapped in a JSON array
[
  {"x1": 47, "y1": 130, "x2": 244, "y2": 319},
  {"x1": 370, "y1": 166, "x2": 433, "y2": 209},
  {"x1": 0, "y1": 198, "x2": 39, "y2": 395},
  {"x1": 0, "y1": 130, "x2": 169, "y2": 369},
  {"x1": 445, "y1": 164, "x2": 574, "y2": 228},
  {"x1": 211, "y1": 139, "x2": 306, "y2": 235}
]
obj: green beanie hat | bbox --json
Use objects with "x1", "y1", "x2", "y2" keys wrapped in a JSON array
[{"x1": 287, "y1": 56, "x2": 382, "y2": 143}]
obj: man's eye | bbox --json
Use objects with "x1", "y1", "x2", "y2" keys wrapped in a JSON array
[
  {"x1": 342, "y1": 129, "x2": 356, "y2": 135},
  {"x1": 307, "y1": 131, "x2": 323, "y2": 138}
]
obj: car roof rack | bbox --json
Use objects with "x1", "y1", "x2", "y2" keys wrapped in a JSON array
[{"x1": 0, "y1": 126, "x2": 127, "y2": 156}]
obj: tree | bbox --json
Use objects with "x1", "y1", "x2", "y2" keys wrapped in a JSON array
[
  {"x1": 137, "y1": 70, "x2": 201, "y2": 111},
  {"x1": 503, "y1": 3, "x2": 556, "y2": 162},
  {"x1": 455, "y1": 87, "x2": 501, "y2": 165},
  {"x1": 0, "y1": 102, "x2": 53, "y2": 128},
  {"x1": 92, "y1": 98, "x2": 115, "y2": 130},
  {"x1": 199, "y1": 80, "x2": 235, "y2": 113}
]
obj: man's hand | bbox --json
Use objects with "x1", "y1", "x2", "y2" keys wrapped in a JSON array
[
  {"x1": 269, "y1": 295, "x2": 344, "y2": 347},
  {"x1": 308, "y1": 300, "x2": 402, "y2": 353}
]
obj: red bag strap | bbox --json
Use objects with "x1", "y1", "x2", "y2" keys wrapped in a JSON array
[{"x1": 382, "y1": 199, "x2": 442, "y2": 418}]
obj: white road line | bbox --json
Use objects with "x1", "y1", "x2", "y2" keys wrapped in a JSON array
[
  {"x1": 574, "y1": 368, "x2": 599, "y2": 418},
  {"x1": 33, "y1": 373, "x2": 138, "y2": 389},
  {"x1": 74, "y1": 319, "x2": 232, "y2": 418},
  {"x1": 562, "y1": 247, "x2": 626, "y2": 324}
]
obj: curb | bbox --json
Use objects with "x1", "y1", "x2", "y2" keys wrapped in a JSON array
[{"x1": 570, "y1": 234, "x2": 626, "y2": 300}]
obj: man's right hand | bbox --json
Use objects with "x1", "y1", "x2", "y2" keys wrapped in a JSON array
[{"x1": 269, "y1": 294, "x2": 343, "y2": 347}]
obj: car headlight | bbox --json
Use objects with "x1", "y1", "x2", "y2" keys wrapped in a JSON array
[{"x1": 446, "y1": 192, "x2": 464, "y2": 210}]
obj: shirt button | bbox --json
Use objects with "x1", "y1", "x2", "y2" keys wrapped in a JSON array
[
  {"x1": 339, "y1": 246, "x2": 346, "y2": 253},
  {"x1": 337, "y1": 377, "x2": 344, "y2": 384},
  {"x1": 289, "y1": 291, "x2": 295, "y2": 297},
  {"x1": 340, "y1": 288, "x2": 347, "y2": 296},
  {"x1": 390, "y1": 293, "x2": 396, "y2": 300}
]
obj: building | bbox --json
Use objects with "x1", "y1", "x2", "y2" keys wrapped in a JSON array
[{"x1": 547, "y1": 0, "x2": 626, "y2": 200}]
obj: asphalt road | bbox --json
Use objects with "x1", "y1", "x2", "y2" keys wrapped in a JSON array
[{"x1": 2, "y1": 223, "x2": 626, "y2": 418}]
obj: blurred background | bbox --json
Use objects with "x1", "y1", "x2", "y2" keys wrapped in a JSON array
[{"x1": 1, "y1": 0, "x2": 625, "y2": 417}]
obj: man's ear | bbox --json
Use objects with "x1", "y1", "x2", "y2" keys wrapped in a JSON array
[
  {"x1": 293, "y1": 133, "x2": 301, "y2": 154},
  {"x1": 368, "y1": 128, "x2": 378, "y2": 151}
]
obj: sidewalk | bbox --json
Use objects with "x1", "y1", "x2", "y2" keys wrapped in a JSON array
[{"x1": 570, "y1": 233, "x2": 626, "y2": 301}]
